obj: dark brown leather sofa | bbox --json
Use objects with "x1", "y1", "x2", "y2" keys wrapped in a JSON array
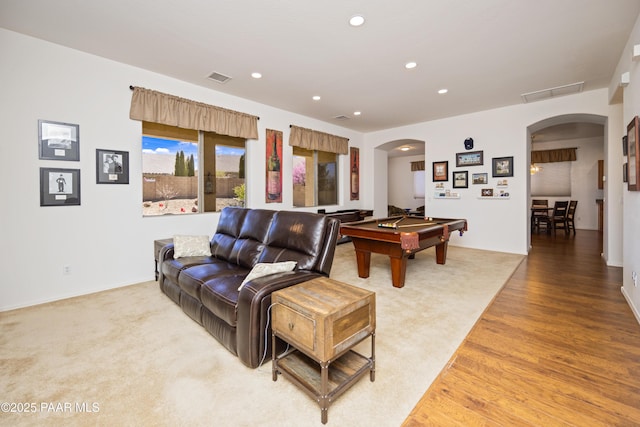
[{"x1": 158, "y1": 207, "x2": 340, "y2": 368}]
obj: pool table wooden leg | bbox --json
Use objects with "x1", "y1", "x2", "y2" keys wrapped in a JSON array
[
  {"x1": 355, "y1": 250, "x2": 371, "y2": 278},
  {"x1": 389, "y1": 256, "x2": 407, "y2": 288},
  {"x1": 435, "y1": 242, "x2": 449, "y2": 264}
]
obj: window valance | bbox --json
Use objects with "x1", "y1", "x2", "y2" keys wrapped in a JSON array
[
  {"x1": 531, "y1": 147, "x2": 577, "y2": 163},
  {"x1": 129, "y1": 86, "x2": 259, "y2": 139},
  {"x1": 289, "y1": 125, "x2": 349, "y2": 154},
  {"x1": 411, "y1": 161, "x2": 425, "y2": 171}
]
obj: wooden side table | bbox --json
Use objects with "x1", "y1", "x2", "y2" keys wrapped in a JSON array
[
  {"x1": 153, "y1": 238, "x2": 173, "y2": 280},
  {"x1": 271, "y1": 277, "x2": 375, "y2": 424}
]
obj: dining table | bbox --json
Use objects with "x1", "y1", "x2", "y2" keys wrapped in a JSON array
[{"x1": 531, "y1": 205, "x2": 553, "y2": 233}]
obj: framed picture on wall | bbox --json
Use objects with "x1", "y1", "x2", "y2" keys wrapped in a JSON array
[
  {"x1": 38, "y1": 119, "x2": 80, "y2": 161},
  {"x1": 40, "y1": 167, "x2": 81, "y2": 206},
  {"x1": 455, "y1": 151, "x2": 483, "y2": 167},
  {"x1": 472, "y1": 172, "x2": 488, "y2": 184},
  {"x1": 492, "y1": 156, "x2": 514, "y2": 177},
  {"x1": 452, "y1": 171, "x2": 468, "y2": 188},
  {"x1": 96, "y1": 149, "x2": 129, "y2": 184},
  {"x1": 432, "y1": 161, "x2": 448, "y2": 182},
  {"x1": 627, "y1": 116, "x2": 639, "y2": 191}
]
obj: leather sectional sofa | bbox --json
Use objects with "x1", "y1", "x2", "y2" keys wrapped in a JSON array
[{"x1": 158, "y1": 207, "x2": 340, "y2": 368}]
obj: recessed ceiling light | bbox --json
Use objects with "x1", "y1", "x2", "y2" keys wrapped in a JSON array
[
  {"x1": 353, "y1": 111, "x2": 361, "y2": 116},
  {"x1": 312, "y1": 95, "x2": 321, "y2": 101},
  {"x1": 251, "y1": 72, "x2": 262, "y2": 79},
  {"x1": 400, "y1": 146, "x2": 411, "y2": 151},
  {"x1": 349, "y1": 15, "x2": 365, "y2": 27},
  {"x1": 405, "y1": 62, "x2": 417, "y2": 69},
  {"x1": 438, "y1": 88, "x2": 448, "y2": 94}
]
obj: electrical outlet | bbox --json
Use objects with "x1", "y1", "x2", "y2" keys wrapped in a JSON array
[
  {"x1": 633, "y1": 271, "x2": 638, "y2": 287},
  {"x1": 63, "y1": 265, "x2": 71, "y2": 275}
]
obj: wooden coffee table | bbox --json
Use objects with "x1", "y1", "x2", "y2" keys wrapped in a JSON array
[{"x1": 271, "y1": 277, "x2": 376, "y2": 424}]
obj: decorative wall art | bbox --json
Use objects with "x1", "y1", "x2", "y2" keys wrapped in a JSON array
[
  {"x1": 40, "y1": 167, "x2": 81, "y2": 206},
  {"x1": 452, "y1": 171, "x2": 468, "y2": 188},
  {"x1": 627, "y1": 116, "x2": 639, "y2": 191},
  {"x1": 38, "y1": 119, "x2": 80, "y2": 161},
  {"x1": 432, "y1": 161, "x2": 448, "y2": 182},
  {"x1": 96, "y1": 149, "x2": 129, "y2": 184},
  {"x1": 456, "y1": 151, "x2": 483, "y2": 167},
  {"x1": 350, "y1": 147, "x2": 359, "y2": 200},
  {"x1": 265, "y1": 129, "x2": 283, "y2": 202},
  {"x1": 472, "y1": 172, "x2": 488, "y2": 184},
  {"x1": 492, "y1": 156, "x2": 514, "y2": 177}
]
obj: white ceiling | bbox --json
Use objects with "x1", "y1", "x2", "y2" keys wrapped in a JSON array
[{"x1": 1, "y1": 1, "x2": 639, "y2": 134}]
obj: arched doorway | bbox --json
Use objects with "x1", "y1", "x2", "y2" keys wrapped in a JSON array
[
  {"x1": 527, "y1": 114, "x2": 607, "y2": 249},
  {"x1": 374, "y1": 139, "x2": 425, "y2": 217}
]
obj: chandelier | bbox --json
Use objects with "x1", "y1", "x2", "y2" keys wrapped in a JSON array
[{"x1": 530, "y1": 163, "x2": 542, "y2": 175}]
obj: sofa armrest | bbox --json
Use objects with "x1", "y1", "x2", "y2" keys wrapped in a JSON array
[
  {"x1": 235, "y1": 270, "x2": 322, "y2": 368},
  {"x1": 157, "y1": 243, "x2": 174, "y2": 283}
]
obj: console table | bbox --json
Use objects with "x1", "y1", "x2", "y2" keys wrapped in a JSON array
[{"x1": 271, "y1": 277, "x2": 375, "y2": 424}]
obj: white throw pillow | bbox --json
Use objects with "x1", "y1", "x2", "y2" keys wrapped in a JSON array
[
  {"x1": 173, "y1": 235, "x2": 211, "y2": 259},
  {"x1": 238, "y1": 261, "x2": 297, "y2": 291}
]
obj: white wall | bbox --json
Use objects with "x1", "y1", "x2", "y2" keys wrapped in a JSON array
[
  {"x1": 0, "y1": 29, "x2": 364, "y2": 310},
  {"x1": 388, "y1": 154, "x2": 425, "y2": 211},
  {"x1": 362, "y1": 89, "x2": 618, "y2": 255},
  {"x1": 614, "y1": 14, "x2": 640, "y2": 323},
  {"x1": 530, "y1": 136, "x2": 604, "y2": 230}
]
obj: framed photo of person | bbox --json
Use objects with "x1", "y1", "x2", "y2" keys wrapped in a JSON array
[
  {"x1": 96, "y1": 149, "x2": 129, "y2": 184},
  {"x1": 38, "y1": 119, "x2": 80, "y2": 161},
  {"x1": 40, "y1": 167, "x2": 81, "y2": 206}
]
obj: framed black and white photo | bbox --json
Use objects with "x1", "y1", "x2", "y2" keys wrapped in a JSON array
[
  {"x1": 40, "y1": 167, "x2": 81, "y2": 206},
  {"x1": 38, "y1": 119, "x2": 80, "y2": 161},
  {"x1": 452, "y1": 171, "x2": 468, "y2": 188},
  {"x1": 96, "y1": 149, "x2": 129, "y2": 184},
  {"x1": 492, "y1": 156, "x2": 514, "y2": 177},
  {"x1": 456, "y1": 150, "x2": 483, "y2": 167},
  {"x1": 472, "y1": 172, "x2": 488, "y2": 184}
]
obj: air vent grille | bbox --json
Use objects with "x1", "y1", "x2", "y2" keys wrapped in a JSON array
[
  {"x1": 521, "y1": 81, "x2": 584, "y2": 103},
  {"x1": 333, "y1": 115, "x2": 350, "y2": 121},
  {"x1": 207, "y1": 71, "x2": 232, "y2": 84}
]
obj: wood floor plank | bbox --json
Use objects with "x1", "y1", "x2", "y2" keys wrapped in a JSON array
[{"x1": 402, "y1": 230, "x2": 640, "y2": 426}]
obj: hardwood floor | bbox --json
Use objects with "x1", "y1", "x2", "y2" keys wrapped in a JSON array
[{"x1": 402, "y1": 230, "x2": 640, "y2": 426}]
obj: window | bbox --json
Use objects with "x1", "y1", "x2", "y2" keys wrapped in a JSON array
[
  {"x1": 142, "y1": 122, "x2": 245, "y2": 216},
  {"x1": 292, "y1": 147, "x2": 338, "y2": 207},
  {"x1": 531, "y1": 162, "x2": 571, "y2": 197}
]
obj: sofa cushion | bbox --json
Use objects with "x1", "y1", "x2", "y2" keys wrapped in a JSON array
[
  {"x1": 259, "y1": 211, "x2": 326, "y2": 270},
  {"x1": 228, "y1": 209, "x2": 274, "y2": 268},
  {"x1": 173, "y1": 235, "x2": 211, "y2": 258},
  {"x1": 238, "y1": 261, "x2": 297, "y2": 291},
  {"x1": 162, "y1": 256, "x2": 217, "y2": 285},
  {"x1": 179, "y1": 261, "x2": 247, "y2": 300},
  {"x1": 210, "y1": 207, "x2": 248, "y2": 261},
  {"x1": 200, "y1": 276, "x2": 246, "y2": 326}
]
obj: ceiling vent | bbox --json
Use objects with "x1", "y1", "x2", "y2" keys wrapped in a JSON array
[
  {"x1": 333, "y1": 115, "x2": 350, "y2": 121},
  {"x1": 521, "y1": 81, "x2": 584, "y2": 103},
  {"x1": 207, "y1": 71, "x2": 232, "y2": 84}
]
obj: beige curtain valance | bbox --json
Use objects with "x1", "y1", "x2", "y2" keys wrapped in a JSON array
[
  {"x1": 288, "y1": 125, "x2": 349, "y2": 154},
  {"x1": 129, "y1": 86, "x2": 259, "y2": 139},
  {"x1": 531, "y1": 148, "x2": 577, "y2": 164},
  {"x1": 411, "y1": 161, "x2": 425, "y2": 171}
]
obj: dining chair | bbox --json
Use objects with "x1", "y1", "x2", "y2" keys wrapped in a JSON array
[
  {"x1": 550, "y1": 201, "x2": 569, "y2": 234},
  {"x1": 531, "y1": 199, "x2": 549, "y2": 232},
  {"x1": 566, "y1": 200, "x2": 578, "y2": 234}
]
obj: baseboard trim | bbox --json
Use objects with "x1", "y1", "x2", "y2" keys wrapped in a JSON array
[{"x1": 621, "y1": 286, "x2": 640, "y2": 326}]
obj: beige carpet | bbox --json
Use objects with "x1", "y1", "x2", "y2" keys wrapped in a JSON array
[{"x1": 0, "y1": 244, "x2": 523, "y2": 427}]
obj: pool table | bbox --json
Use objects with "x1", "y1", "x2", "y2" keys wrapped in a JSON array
[{"x1": 339, "y1": 216, "x2": 467, "y2": 288}]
